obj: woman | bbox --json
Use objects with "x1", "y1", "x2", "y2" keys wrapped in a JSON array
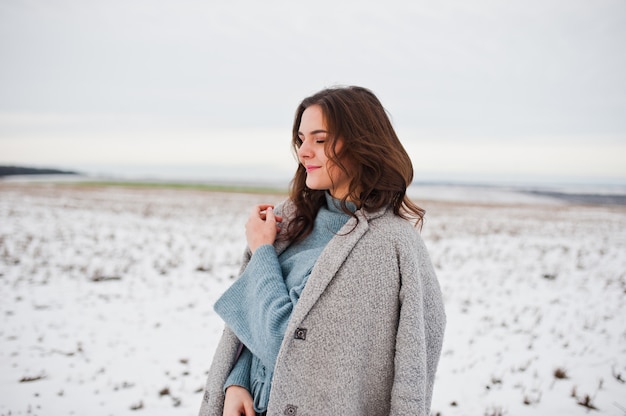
[{"x1": 199, "y1": 86, "x2": 446, "y2": 416}]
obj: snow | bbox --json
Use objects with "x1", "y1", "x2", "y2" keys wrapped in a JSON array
[{"x1": 1, "y1": 182, "x2": 625, "y2": 416}]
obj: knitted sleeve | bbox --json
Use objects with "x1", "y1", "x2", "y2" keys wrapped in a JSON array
[
  {"x1": 214, "y1": 244, "x2": 294, "y2": 370},
  {"x1": 223, "y1": 346, "x2": 252, "y2": 392}
]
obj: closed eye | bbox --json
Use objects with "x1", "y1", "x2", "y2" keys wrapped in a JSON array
[{"x1": 296, "y1": 135, "x2": 327, "y2": 146}]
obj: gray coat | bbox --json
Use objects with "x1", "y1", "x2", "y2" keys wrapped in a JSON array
[{"x1": 198, "y1": 201, "x2": 446, "y2": 416}]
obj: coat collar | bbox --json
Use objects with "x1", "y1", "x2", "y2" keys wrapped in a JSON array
[{"x1": 274, "y1": 200, "x2": 387, "y2": 256}]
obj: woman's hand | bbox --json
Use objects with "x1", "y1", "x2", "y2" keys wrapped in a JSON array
[
  {"x1": 245, "y1": 204, "x2": 282, "y2": 254},
  {"x1": 223, "y1": 385, "x2": 255, "y2": 416}
]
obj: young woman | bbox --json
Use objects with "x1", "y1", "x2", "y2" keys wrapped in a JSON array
[{"x1": 198, "y1": 86, "x2": 446, "y2": 416}]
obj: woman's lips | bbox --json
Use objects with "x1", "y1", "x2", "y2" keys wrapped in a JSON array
[{"x1": 306, "y1": 165, "x2": 321, "y2": 172}]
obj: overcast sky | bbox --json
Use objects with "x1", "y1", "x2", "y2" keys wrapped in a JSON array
[{"x1": 1, "y1": 0, "x2": 625, "y2": 184}]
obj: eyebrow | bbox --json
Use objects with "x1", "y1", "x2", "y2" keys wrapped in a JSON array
[{"x1": 297, "y1": 129, "x2": 329, "y2": 137}]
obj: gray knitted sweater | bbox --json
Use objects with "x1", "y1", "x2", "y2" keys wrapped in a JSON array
[{"x1": 199, "y1": 198, "x2": 446, "y2": 416}]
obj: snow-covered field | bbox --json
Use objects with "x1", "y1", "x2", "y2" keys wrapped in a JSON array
[{"x1": 1, "y1": 182, "x2": 625, "y2": 416}]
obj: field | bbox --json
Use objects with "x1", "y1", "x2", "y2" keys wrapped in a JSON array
[{"x1": 1, "y1": 182, "x2": 625, "y2": 415}]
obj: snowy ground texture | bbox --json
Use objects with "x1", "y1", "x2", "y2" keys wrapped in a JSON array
[{"x1": 1, "y1": 182, "x2": 625, "y2": 416}]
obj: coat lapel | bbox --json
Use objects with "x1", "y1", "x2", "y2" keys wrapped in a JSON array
[
  {"x1": 275, "y1": 199, "x2": 388, "y2": 327},
  {"x1": 288, "y1": 208, "x2": 372, "y2": 325}
]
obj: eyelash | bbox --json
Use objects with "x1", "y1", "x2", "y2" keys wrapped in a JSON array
[{"x1": 296, "y1": 137, "x2": 326, "y2": 145}]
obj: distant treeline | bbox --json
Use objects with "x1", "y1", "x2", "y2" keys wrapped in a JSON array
[{"x1": 0, "y1": 166, "x2": 79, "y2": 177}]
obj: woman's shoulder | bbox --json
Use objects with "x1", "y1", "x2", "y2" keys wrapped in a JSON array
[
  {"x1": 369, "y1": 208, "x2": 420, "y2": 233},
  {"x1": 363, "y1": 208, "x2": 425, "y2": 248}
]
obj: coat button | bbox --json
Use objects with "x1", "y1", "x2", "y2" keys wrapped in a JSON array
[
  {"x1": 283, "y1": 404, "x2": 298, "y2": 415},
  {"x1": 294, "y1": 328, "x2": 307, "y2": 340}
]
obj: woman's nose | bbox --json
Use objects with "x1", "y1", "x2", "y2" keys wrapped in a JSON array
[{"x1": 297, "y1": 141, "x2": 311, "y2": 159}]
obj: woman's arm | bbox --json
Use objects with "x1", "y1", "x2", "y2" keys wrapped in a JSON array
[
  {"x1": 214, "y1": 204, "x2": 294, "y2": 370},
  {"x1": 390, "y1": 235, "x2": 446, "y2": 415},
  {"x1": 214, "y1": 244, "x2": 295, "y2": 369},
  {"x1": 223, "y1": 346, "x2": 252, "y2": 392}
]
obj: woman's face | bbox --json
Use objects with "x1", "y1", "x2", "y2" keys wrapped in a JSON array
[{"x1": 297, "y1": 104, "x2": 351, "y2": 200}]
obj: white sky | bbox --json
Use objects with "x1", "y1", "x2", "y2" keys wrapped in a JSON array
[{"x1": 1, "y1": 0, "x2": 625, "y2": 184}]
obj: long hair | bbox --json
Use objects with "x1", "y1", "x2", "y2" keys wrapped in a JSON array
[{"x1": 283, "y1": 85, "x2": 425, "y2": 243}]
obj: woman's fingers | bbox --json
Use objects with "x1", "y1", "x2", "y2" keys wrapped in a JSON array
[
  {"x1": 243, "y1": 401, "x2": 255, "y2": 416},
  {"x1": 257, "y1": 205, "x2": 282, "y2": 223},
  {"x1": 223, "y1": 385, "x2": 254, "y2": 416},
  {"x1": 246, "y1": 204, "x2": 283, "y2": 253},
  {"x1": 264, "y1": 206, "x2": 275, "y2": 224}
]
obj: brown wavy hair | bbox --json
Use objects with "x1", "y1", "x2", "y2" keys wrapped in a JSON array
[{"x1": 283, "y1": 85, "x2": 425, "y2": 243}]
